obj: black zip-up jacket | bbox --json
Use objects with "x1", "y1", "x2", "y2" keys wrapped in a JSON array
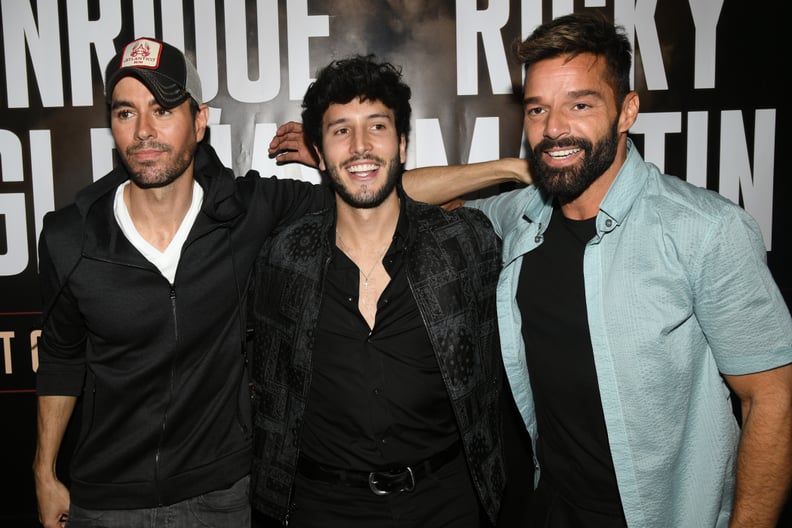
[
  {"x1": 36, "y1": 142, "x2": 330, "y2": 509},
  {"x1": 250, "y1": 192, "x2": 506, "y2": 524}
]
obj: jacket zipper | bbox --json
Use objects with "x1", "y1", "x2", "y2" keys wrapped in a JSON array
[{"x1": 154, "y1": 284, "x2": 179, "y2": 505}]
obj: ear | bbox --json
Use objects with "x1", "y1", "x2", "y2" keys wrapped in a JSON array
[
  {"x1": 399, "y1": 134, "x2": 406, "y2": 164},
  {"x1": 618, "y1": 92, "x2": 640, "y2": 133},
  {"x1": 194, "y1": 103, "x2": 210, "y2": 142},
  {"x1": 313, "y1": 144, "x2": 327, "y2": 171}
]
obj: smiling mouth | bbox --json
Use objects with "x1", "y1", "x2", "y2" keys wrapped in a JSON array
[
  {"x1": 546, "y1": 148, "x2": 581, "y2": 160},
  {"x1": 346, "y1": 163, "x2": 380, "y2": 175}
]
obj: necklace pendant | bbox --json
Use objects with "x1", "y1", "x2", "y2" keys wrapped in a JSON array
[{"x1": 364, "y1": 278, "x2": 369, "y2": 290}]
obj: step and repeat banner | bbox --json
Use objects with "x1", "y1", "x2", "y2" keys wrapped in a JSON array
[{"x1": 0, "y1": 0, "x2": 787, "y2": 523}]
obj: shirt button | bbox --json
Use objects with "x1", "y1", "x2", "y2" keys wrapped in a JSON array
[
  {"x1": 534, "y1": 235, "x2": 543, "y2": 243},
  {"x1": 373, "y1": 388, "x2": 381, "y2": 395},
  {"x1": 381, "y1": 438, "x2": 388, "y2": 444},
  {"x1": 605, "y1": 219, "x2": 613, "y2": 228}
]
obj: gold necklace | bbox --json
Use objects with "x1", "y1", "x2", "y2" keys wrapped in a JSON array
[{"x1": 335, "y1": 230, "x2": 389, "y2": 290}]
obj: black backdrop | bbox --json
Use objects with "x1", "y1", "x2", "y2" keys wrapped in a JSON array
[{"x1": 1, "y1": 1, "x2": 789, "y2": 525}]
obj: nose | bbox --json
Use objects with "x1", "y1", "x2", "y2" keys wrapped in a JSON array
[
  {"x1": 134, "y1": 112, "x2": 154, "y2": 140},
  {"x1": 543, "y1": 110, "x2": 570, "y2": 140},
  {"x1": 350, "y1": 127, "x2": 371, "y2": 156}
]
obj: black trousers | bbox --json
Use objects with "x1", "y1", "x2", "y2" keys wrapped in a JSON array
[
  {"x1": 526, "y1": 478, "x2": 628, "y2": 528},
  {"x1": 287, "y1": 450, "x2": 487, "y2": 528},
  {"x1": 496, "y1": 384, "x2": 535, "y2": 527}
]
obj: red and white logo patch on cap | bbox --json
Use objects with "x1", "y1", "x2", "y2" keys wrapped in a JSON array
[{"x1": 120, "y1": 38, "x2": 162, "y2": 70}]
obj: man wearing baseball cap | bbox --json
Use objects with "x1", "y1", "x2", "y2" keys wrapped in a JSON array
[
  {"x1": 31, "y1": 36, "x2": 329, "y2": 528},
  {"x1": 32, "y1": 37, "x2": 530, "y2": 528},
  {"x1": 104, "y1": 37, "x2": 204, "y2": 108}
]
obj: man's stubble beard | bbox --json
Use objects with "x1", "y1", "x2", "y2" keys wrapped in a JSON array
[
  {"x1": 121, "y1": 138, "x2": 197, "y2": 189},
  {"x1": 327, "y1": 152, "x2": 402, "y2": 209}
]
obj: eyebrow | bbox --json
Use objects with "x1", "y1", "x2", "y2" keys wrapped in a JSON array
[
  {"x1": 568, "y1": 89, "x2": 603, "y2": 99},
  {"x1": 325, "y1": 113, "x2": 394, "y2": 128},
  {"x1": 110, "y1": 98, "x2": 158, "y2": 111},
  {"x1": 523, "y1": 89, "x2": 603, "y2": 105}
]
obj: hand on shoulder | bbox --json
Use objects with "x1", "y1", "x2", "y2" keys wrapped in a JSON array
[{"x1": 267, "y1": 121, "x2": 319, "y2": 168}]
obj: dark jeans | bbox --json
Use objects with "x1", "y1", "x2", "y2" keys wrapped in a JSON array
[
  {"x1": 288, "y1": 450, "x2": 486, "y2": 528},
  {"x1": 66, "y1": 475, "x2": 250, "y2": 528}
]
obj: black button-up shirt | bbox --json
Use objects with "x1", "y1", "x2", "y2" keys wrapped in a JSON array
[{"x1": 299, "y1": 211, "x2": 459, "y2": 471}]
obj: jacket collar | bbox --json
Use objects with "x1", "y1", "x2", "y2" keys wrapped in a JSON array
[
  {"x1": 75, "y1": 142, "x2": 244, "y2": 223},
  {"x1": 76, "y1": 142, "x2": 245, "y2": 263}
]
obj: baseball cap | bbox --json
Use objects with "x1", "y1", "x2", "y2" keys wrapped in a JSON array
[{"x1": 105, "y1": 37, "x2": 202, "y2": 108}]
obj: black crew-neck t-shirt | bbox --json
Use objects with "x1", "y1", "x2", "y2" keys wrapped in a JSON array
[{"x1": 517, "y1": 206, "x2": 626, "y2": 520}]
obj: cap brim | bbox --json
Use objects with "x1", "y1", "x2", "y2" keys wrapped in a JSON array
[{"x1": 107, "y1": 69, "x2": 189, "y2": 109}]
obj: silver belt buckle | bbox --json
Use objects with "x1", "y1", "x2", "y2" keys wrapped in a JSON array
[{"x1": 368, "y1": 466, "x2": 415, "y2": 495}]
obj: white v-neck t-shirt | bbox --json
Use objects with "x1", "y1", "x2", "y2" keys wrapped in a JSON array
[{"x1": 113, "y1": 180, "x2": 204, "y2": 285}]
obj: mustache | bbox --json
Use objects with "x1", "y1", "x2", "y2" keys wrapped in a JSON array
[
  {"x1": 341, "y1": 154, "x2": 386, "y2": 166},
  {"x1": 126, "y1": 142, "x2": 170, "y2": 155},
  {"x1": 534, "y1": 137, "x2": 589, "y2": 151}
]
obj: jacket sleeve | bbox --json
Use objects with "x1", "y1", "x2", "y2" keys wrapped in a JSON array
[
  {"x1": 242, "y1": 171, "x2": 333, "y2": 230},
  {"x1": 35, "y1": 210, "x2": 88, "y2": 396}
]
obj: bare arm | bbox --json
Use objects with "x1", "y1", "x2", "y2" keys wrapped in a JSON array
[
  {"x1": 268, "y1": 120, "x2": 532, "y2": 205},
  {"x1": 724, "y1": 363, "x2": 792, "y2": 527},
  {"x1": 33, "y1": 395, "x2": 77, "y2": 528},
  {"x1": 400, "y1": 157, "x2": 530, "y2": 205}
]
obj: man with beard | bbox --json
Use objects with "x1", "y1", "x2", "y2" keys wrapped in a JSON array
[
  {"x1": 268, "y1": 14, "x2": 792, "y2": 526},
  {"x1": 465, "y1": 12, "x2": 792, "y2": 528},
  {"x1": 33, "y1": 39, "x2": 528, "y2": 528},
  {"x1": 32, "y1": 37, "x2": 333, "y2": 528},
  {"x1": 249, "y1": 55, "x2": 506, "y2": 527}
]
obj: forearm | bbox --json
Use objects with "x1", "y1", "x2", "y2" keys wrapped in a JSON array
[
  {"x1": 34, "y1": 394, "x2": 76, "y2": 479},
  {"x1": 34, "y1": 395, "x2": 77, "y2": 527},
  {"x1": 730, "y1": 390, "x2": 792, "y2": 527},
  {"x1": 402, "y1": 158, "x2": 530, "y2": 205},
  {"x1": 267, "y1": 122, "x2": 532, "y2": 205}
]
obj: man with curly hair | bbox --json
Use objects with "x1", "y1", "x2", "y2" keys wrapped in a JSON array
[{"x1": 249, "y1": 55, "x2": 507, "y2": 527}]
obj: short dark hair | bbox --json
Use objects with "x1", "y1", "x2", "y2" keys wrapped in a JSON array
[
  {"x1": 188, "y1": 98, "x2": 200, "y2": 118},
  {"x1": 515, "y1": 12, "x2": 632, "y2": 106},
  {"x1": 301, "y1": 55, "x2": 412, "y2": 152}
]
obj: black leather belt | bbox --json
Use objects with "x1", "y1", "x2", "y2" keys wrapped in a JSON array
[{"x1": 297, "y1": 442, "x2": 460, "y2": 495}]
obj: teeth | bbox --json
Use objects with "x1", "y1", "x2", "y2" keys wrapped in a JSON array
[
  {"x1": 548, "y1": 148, "x2": 580, "y2": 158},
  {"x1": 348, "y1": 164, "x2": 378, "y2": 173}
]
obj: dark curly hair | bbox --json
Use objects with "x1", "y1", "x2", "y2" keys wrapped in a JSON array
[
  {"x1": 515, "y1": 12, "x2": 632, "y2": 107},
  {"x1": 301, "y1": 55, "x2": 412, "y2": 153}
]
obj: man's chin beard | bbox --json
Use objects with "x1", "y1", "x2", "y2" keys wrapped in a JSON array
[
  {"x1": 122, "y1": 140, "x2": 196, "y2": 190},
  {"x1": 529, "y1": 126, "x2": 619, "y2": 202},
  {"x1": 332, "y1": 180, "x2": 396, "y2": 209},
  {"x1": 533, "y1": 167, "x2": 593, "y2": 202},
  {"x1": 328, "y1": 157, "x2": 403, "y2": 208},
  {"x1": 122, "y1": 153, "x2": 191, "y2": 189},
  {"x1": 129, "y1": 174, "x2": 179, "y2": 189},
  {"x1": 126, "y1": 167, "x2": 183, "y2": 189}
]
